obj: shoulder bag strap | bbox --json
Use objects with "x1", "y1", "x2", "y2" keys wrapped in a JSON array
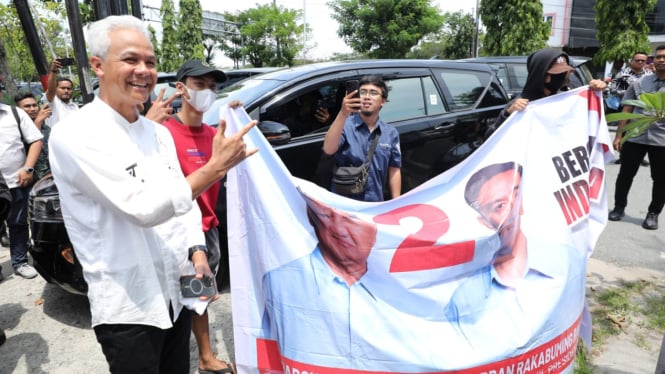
[
  {"x1": 364, "y1": 130, "x2": 381, "y2": 164},
  {"x1": 11, "y1": 106, "x2": 25, "y2": 142}
]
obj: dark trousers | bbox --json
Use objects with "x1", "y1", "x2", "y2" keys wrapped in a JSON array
[
  {"x1": 614, "y1": 141, "x2": 665, "y2": 214},
  {"x1": 93, "y1": 307, "x2": 193, "y2": 374},
  {"x1": 8, "y1": 186, "x2": 30, "y2": 269}
]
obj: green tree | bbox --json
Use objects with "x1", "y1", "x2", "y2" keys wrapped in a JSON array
[
  {"x1": 178, "y1": 0, "x2": 204, "y2": 61},
  {"x1": 148, "y1": 24, "x2": 161, "y2": 61},
  {"x1": 594, "y1": 0, "x2": 656, "y2": 67},
  {"x1": 328, "y1": 0, "x2": 443, "y2": 58},
  {"x1": 160, "y1": 0, "x2": 180, "y2": 71},
  {"x1": 203, "y1": 38, "x2": 216, "y2": 65},
  {"x1": 409, "y1": 11, "x2": 477, "y2": 59},
  {"x1": 0, "y1": 2, "x2": 64, "y2": 94},
  {"x1": 224, "y1": 4, "x2": 303, "y2": 67},
  {"x1": 480, "y1": 0, "x2": 549, "y2": 56},
  {"x1": 218, "y1": 23, "x2": 244, "y2": 69}
]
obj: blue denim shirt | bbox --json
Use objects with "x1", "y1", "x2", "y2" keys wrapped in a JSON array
[{"x1": 333, "y1": 114, "x2": 401, "y2": 201}]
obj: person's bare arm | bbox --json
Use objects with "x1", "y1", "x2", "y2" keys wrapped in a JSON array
[
  {"x1": 388, "y1": 166, "x2": 401, "y2": 199},
  {"x1": 18, "y1": 140, "x2": 43, "y2": 187},
  {"x1": 613, "y1": 105, "x2": 634, "y2": 152},
  {"x1": 34, "y1": 104, "x2": 52, "y2": 128},
  {"x1": 589, "y1": 79, "x2": 607, "y2": 92},
  {"x1": 323, "y1": 91, "x2": 360, "y2": 155},
  {"x1": 186, "y1": 119, "x2": 259, "y2": 199},
  {"x1": 46, "y1": 60, "x2": 62, "y2": 103},
  {"x1": 506, "y1": 98, "x2": 529, "y2": 114}
]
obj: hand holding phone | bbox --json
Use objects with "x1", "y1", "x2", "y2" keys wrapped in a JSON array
[
  {"x1": 56, "y1": 57, "x2": 76, "y2": 67},
  {"x1": 180, "y1": 274, "x2": 217, "y2": 298},
  {"x1": 345, "y1": 80, "x2": 360, "y2": 98}
]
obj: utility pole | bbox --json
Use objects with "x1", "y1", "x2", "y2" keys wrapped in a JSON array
[
  {"x1": 472, "y1": 0, "x2": 480, "y2": 57},
  {"x1": 64, "y1": 0, "x2": 94, "y2": 104},
  {"x1": 302, "y1": 0, "x2": 307, "y2": 61}
]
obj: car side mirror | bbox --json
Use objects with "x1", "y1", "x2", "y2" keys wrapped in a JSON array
[{"x1": 258, "y1": 120, "x2": 291, "y2": 145}]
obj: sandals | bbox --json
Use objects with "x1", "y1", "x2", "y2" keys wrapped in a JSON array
[{"x1": 198, "y1": 362, "x2": 235, "y2": 374}]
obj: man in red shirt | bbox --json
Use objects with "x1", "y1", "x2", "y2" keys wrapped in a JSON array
[{"x1": 161, "y1": 59, "x2": 234, "y2": 374}]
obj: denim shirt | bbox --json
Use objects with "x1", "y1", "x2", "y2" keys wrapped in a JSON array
[{"x1": 333, "y1": 114, "x2": 401, "y2": 201}]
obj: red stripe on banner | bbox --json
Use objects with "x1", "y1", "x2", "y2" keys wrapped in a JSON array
[
  {"x1": 256, "y1": 338, "x2": 282, "y2": 373},
  {"x1": 257, "y1": 316, "x2": 582, "y2": 374},
  {"x1": 388, "y1": 241, "x2": 476, "y2": 272},
  {"x1": 577, "y1": 89, "x2": 601, "y2": 117}
]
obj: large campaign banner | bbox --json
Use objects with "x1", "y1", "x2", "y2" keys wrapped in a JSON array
[{"x1": 222, "y1": 87, "x2": 613, "y2": 374}]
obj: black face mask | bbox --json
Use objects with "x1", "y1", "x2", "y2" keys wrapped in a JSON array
[{"x1": 545, "y1": 73, "x2": 567, "y2": 94}]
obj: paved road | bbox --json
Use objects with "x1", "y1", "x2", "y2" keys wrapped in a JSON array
[{"x1": 593, "y1": 148, "x2": 665, "y2": 271}]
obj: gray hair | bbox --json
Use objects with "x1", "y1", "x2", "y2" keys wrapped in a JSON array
[{"x1": 87, "y1": 15, "x2": 152, "y2": 59}]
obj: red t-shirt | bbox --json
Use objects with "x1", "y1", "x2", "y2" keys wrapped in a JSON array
[{"x1": 161, "y1": 116, "x2": 220, "y2": 231}]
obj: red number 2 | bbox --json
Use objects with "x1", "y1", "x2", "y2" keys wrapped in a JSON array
[{"x1": 373, "y1": 204, "x2": 475, "y2": 272}]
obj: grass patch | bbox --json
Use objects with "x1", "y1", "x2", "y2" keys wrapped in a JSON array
[
  {"x1": 574, "y1": 278, "x2": 665, "y2": 372},
  {"x1": 642, "y1": 292, "x2": 665, "y2": 330}
]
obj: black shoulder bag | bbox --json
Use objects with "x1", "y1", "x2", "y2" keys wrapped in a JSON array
[{"x1": 331, "y1": 132, "x2": 380, "y2": 196}]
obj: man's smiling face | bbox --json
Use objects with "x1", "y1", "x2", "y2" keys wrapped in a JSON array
[{"x1": 92, "y1": 28, "x2": 157, "y2": 115}]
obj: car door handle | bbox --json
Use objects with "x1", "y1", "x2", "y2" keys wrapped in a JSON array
[{"x1": 434, "y1": 122, "x2": 454, "y2": 130}]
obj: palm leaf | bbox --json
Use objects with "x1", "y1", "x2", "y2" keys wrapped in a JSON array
[
  {"x1": 606, "y1": 91, "x2": 665, "y2": 144},
  {"x1": 605, "y1": 112, "x2": 647, "y2": 123},
  {"x1": 619, "y1": 117, "x2": 659, "y2": 145}
]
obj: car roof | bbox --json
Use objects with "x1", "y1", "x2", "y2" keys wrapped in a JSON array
[
  {"x1": 237, "y1": 59, "x2": 497, "y2": 83},
  {"x1": 461, "y1": 55, "x2": 591, "y2": 68},
  {"x1": 224, "y1": 67, "x2": 281, "y2": 75}
]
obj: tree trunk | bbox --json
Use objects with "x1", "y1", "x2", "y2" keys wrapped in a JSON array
[{"x1": 0, "y1": 38, "x2": 19, "y2": 100}]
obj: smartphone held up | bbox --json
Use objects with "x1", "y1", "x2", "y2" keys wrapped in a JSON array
[
  {"x1": 345, "y1": 80, "x2": 360, "y2": 98},
  {"x1": 56, "y1": 57, "x2": 76, "y2": 67}
]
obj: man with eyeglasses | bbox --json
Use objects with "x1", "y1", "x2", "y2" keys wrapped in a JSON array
[
  {"x1": 609, "y1": 45, "x2": 665, "y2": 230},
  {"x1": 609, "y1": 52, "x2": 652, "y2": 104},
  {"x1": 322, "y1": 75, "x2": 401, "y2": 201},
  {"x1": 608, "y1": 52, "x2": 653, "y2": 166}
]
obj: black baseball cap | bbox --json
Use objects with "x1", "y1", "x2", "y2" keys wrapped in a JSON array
[{"x1": 176, "y1": 59, "x2": 227, "y2": 83}]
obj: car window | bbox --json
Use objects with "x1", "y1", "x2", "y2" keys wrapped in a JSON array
[
  {"x1": 380, "y1": 76, "x2": 445, "y2": 123},
  {"x1": 438, "y1": 70, "x2": 491, "y2": 110},
  {"x1": 569, "y1": 62, "x2": 594, "y2": 89},
  {"x1": 507, "y1": 63, "x2": 529, "y2": 90},
  {"x1": 477, "y1": 82, "x2": 509, "y2": 108},
  {"x1": 262, "y1": 83, "x2": 343, "y2": 137},
  {"x1": 153, "y1": 82, "x2": 179, "y2": 100},
  {"x1": 494, "y1": 66, "x2": 509, "y2": 90}
]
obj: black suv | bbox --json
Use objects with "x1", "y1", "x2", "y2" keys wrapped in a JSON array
[
  {"x1": 205, "y1": 59, "x2": 509, "y2": 192},
  {"x1": 29, "y1": 59, "x2": 509, "y2": 295},
  {"x1": 460, "y1": 56, "x2": 595, "y2": 99}
]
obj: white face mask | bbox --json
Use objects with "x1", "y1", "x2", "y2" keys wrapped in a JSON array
[{"x1": 184, "y1": 87, "x2": 216, "y2": 112}]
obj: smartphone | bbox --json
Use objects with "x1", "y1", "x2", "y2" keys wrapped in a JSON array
[
  {"x1": 180, "y1": 275, "x2": 217, "y2": 298},
  {"x1": 345, "y1": 80, "x2": 360, "y2": 98},
  {"x1": 57, "y1": 57, "x2": 76, "y2": 67}
]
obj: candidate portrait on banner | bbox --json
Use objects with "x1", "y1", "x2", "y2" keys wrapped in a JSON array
[{"x1": 222, "y1": 86, "x2": 613, "y2": 373}]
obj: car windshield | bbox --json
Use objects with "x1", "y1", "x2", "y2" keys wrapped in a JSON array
[
  {"x1": 203, "y1": 78, "x2": 285, "y2": 124},
  {"x1": 153, "y1": 81, "x2": 178, "y2": 100}
]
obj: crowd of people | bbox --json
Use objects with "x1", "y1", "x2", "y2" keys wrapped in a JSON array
[{"x1": 1, "y1": 11, "x2": 665, "y2": 372}]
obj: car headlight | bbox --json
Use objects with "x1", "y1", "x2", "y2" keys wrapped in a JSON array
[
  {"x1": 29, "y1": 175, "x2": 63, "y2": 221},
  {"x1": 31, "y1": 194, "x2": 62, "y2": 221}
]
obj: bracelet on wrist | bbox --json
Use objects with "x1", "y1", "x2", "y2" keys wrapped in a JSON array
[{"x1": 187, "y1": 245, "x2": 208, "y2": 262}]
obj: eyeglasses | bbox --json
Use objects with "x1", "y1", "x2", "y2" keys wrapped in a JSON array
[
  {"x1": 359, "y1": 89, "x2": 382, "y2": 98},
  {"x1": 655, "y1": 55, "x2": 665, "y2": 60},
  {"x1": 633, "y1": 59, "x2": 646, "y2": 63}
]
